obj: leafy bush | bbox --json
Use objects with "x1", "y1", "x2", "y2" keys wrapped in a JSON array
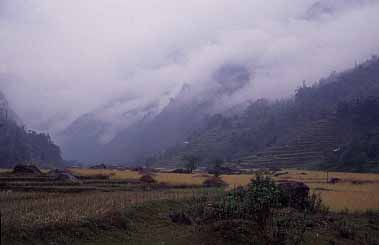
[
  {"x1": 180, "y1": 174, "x2": 333, "y2": 244},
  {"x1": 242, "y1": 175, "x2": 282, "y2": 224},
  {"x1": 184, "y1": 174, "x2": 313, "y2": 243}
]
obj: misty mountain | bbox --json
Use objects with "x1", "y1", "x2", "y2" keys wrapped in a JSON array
[
  {"x1": 58, "y1": 54, "x2": 379, "y2": 172},
  {"x1": 159, "y1": 55, "x2": 379, "y2": 172},
  {"x1": 0, "y1": 91, "x2": 63, "y2": 167},
  {"x1": 58, "y1": 94, "x2": 173, "y2": 162},
  {"x1": 59, "y1": 64, "x2": 251, "y2": 164}
]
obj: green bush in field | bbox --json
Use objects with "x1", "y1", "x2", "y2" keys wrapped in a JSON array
[
  {"x1": 243, "y1": 174, "x2": 282, "y2": 221},
  {"x1": 185, "y1": 174, "x2": 312, "y2": 244},
  {"x1": 190, "y1": 174, "x2": 283, "y2": 222}
]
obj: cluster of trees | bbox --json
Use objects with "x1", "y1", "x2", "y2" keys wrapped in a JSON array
[
  {"x1": 181, "y1": 155, "x2": 227, "y2": 176},
  {"x1": 0, "y1": 111, "x2": 62, "y2": 168},
  {"x1": 330, "y1": 97, "x2": 379, "y2": 168}
]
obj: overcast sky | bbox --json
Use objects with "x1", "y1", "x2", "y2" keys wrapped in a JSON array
[{"x1": 0, "y1": 0, "x2": 379, "y2": 133}]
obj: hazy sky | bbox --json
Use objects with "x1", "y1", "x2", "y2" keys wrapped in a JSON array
[{"x1": 1, "y1": 0, "x2": 379, "y2": 133}]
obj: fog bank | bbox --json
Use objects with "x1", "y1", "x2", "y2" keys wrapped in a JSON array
[{"x1": 0, "y1": 0, "x2": 378, "y2": 134}]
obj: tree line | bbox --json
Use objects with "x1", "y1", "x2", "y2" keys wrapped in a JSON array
[{"x1": 0, "y1": 110, "x2": 62, "y2": 167}]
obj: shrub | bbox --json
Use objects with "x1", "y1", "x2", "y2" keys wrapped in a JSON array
[
  {"x1": 242, "y1": 174, "x2": 282, "y2": 239},
  {"x1": 278, "y1": 181, "x2": 310, "y2": 210},
  {"x1": 139, "y1": 175, "x2": 156, "y2": 184},
  {"x1": 203, "y1": 176, "x2": 227, "y2": 188},
  {"x1": 184, "y1": 174, "x2": 313, "y2": 244}
]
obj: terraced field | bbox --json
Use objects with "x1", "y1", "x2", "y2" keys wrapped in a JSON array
[{"x1": 239, "y1": 118, "x2": 339, "y2": 168}]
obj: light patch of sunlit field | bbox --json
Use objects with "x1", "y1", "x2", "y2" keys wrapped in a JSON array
[
  {"x1": 274, "y1": 170, "x2": 379, "y2": 211},
  {"x1": 0, "y1": 168, "x2": 51, "y2": 174},
  {"x1": 69, "y1": 168, "x2": 140, "y2": 179},
  {"x1": 0, "y1": 169, "x2": 11, "y2": 173},
  {"x1": 221, "y1": 174, "x2": 255, "y2": 187},
  {"x1": 69, "y1": 168, "x2": 379, "y2": 211},
  {"x1": 314, "y1": 183, "x2": 379, "y2": 211},
  {"x1": 155, "y1": 173, "x2": 208, "y2": 185}
]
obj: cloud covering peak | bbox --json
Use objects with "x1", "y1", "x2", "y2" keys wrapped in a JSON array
[{"x1": 0, "y1": 0, "x2": 378, "y2": 134}]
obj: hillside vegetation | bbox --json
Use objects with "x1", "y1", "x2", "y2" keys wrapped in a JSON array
[
  {"x1": 159, "y1": 56, "x2": 379, "y2": 172},
  {"x1": 0, "y1": 92, "x2": 63, "y2": 167}
]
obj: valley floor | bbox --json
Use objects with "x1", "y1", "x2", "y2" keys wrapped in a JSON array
[
  {"x1": 69, "y1": 168, "x2": 379, "y2": 211},
  {"x1": 1, "y1": 168, "x2": 379, "y2": 244}
]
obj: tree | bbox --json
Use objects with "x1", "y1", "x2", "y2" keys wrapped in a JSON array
[
  {"x1": 182, "y1": 155, "x2": 200, "y2": 173},
  {"x1": 212, "y1": 158, "x2": 224, "y2": 177}
]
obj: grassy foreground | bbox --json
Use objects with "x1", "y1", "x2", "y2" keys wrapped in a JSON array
[
  {"x1": 70, "y1": 168, "x2": 379, "y2": 211},
  {"x1": 3, "y1": 199, "x2": 379, "y2": 245},
  {"x1": 1, "y1": 168, "x2": 379, "y2": 244}
]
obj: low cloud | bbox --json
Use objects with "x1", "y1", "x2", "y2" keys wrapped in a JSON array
[{"x1": 0, "y1": 0, "x2": 378, "y2": 134}]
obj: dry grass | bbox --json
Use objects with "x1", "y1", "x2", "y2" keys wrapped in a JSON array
[
  {"x1": 221, "y1": 174, "x2": 254, "y2": 187},
  {"x1": 69, "y1": 168, "x2": 140, "y2": 179},
  {"x1": 275, "y1": 170, "x2": 379, "y2": 211},
  {"x1": 0, "y1": 167, "x2": 378, "y2": 239},
  {"x1": 0, "y1": 189, "x2": 208, "y2": 230},
  {"x1": 0, "y1": 168, "x2": 50, "y2": 174},
  {"x1": 69, "y1": 168, "x2": 379, "y2": 211},
  {"x1": 2, "y1": 168, "x2": 374, "y2": 212},
  {"x1": 156, "y1": 173, "x2": 206, "y2": 185},
  {"x1": 228, "y1": 170, "x2": 379, "y2": 212},
  {"x1": 70, "y1": 169, "x2": 254, "y2": 186}
]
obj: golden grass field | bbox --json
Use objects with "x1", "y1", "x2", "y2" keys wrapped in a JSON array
[
  {"x1": 70, "y1": 168, "x2": 379, "y2": 212},
  {"x1": 0, "y1": 167, "x2": 378, "y2": 241}
]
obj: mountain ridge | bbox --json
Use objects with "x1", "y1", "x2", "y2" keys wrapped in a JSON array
[
  {"x1": 156, "y1": 55, "x2": 379, "y2": 172},
  {"x1": 58, "y1": 64, "x2": 252, "y2": 164}
]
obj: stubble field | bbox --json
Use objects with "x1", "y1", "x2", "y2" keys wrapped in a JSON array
[
  {"x1": 1, "y1": 168, "x2": 379, "y2": 244},
  {"x1": 70, "y1": 168, "x2": 379, "y2": 211}
]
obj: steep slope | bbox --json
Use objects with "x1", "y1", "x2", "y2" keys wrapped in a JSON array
[
  {"x1": 59, "y1": 64, "x2": 251, "y2": 164},
  {"x1": 58, "y1": 95, "x2": 171, "y2": 163},
  {"x1": 239, "y1": 117, "x2": 339, "y2": 168},
  {"x1": 0, "y1": 91, "x2": 63, "y2": 167},
  {"x1": 100, "y1": 64, "x2": 251, "y2": 164},
  {"x1": 159, "y1": 56, "x2": 379, "y2": 171}
]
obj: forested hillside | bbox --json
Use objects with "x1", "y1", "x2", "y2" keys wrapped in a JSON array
[
  {"x1": 158, "y1": 56, "x2": 379, "y2": 172},
  {"x1": 0, "y1": 91, "x2": 63, "y2": 168}
]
